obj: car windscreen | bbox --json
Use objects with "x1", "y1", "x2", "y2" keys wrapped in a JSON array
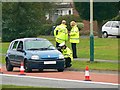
[{"x1": 25, "y1": 40, "x2": 56, "y2": 50}]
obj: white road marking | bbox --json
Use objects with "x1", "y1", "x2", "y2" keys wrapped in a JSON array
[{"x1": 1, "y1": 74, "x2": 119, "y2": 86}]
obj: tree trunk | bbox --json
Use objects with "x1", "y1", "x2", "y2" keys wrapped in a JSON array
[{"x1": 97, "y1": 21, "x2": 103, "y2": 38}]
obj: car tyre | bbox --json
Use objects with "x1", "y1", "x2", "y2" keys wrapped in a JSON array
[
  {"x1": 39, "y1": 69, "x2": 43, "y2": 72},
  {"x1": 24, "y1": 60, "x2": 32, "y2": 72},
  {"x1": 6, "y1": 59, "x2": 13, "y2": 71},
  {"x1": 102, "y1": 32, "x2": 108, "y2": 38},
  {"x1": 57, "y1": 69, "x2": 64, "y2": 72},
  {"x1": 117, "y1": 36, "x2": 120, "y2": 38}
]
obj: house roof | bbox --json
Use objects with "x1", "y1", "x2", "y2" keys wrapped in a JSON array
[{"x1": 56, "y1": 3, "x2": 73, "y2": 8}]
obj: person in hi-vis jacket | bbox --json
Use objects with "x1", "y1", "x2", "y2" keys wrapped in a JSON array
[
  {"x1": 54, "y1": 20, "x2": 68, "y2": 50},
  {"x1": 69, "y1": 21, "x2": 79, "y2": 58}
]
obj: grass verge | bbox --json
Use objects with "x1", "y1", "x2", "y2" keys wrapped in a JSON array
[
  {"x1": 1, "y1": 85, "x2": 64, "y2": 90},
  {"x1": 72, "y1": 61, "x2": 118, "y2": 71}
]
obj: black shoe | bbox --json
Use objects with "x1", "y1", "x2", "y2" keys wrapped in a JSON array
[
  {"x1": 68, "y1": 64, "x2": 72, "y2": 67},
  {"x1": 65, "y1": 64, "x2": 72, "y2": 68}
]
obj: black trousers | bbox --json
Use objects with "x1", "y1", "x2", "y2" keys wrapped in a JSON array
[
  {"x1": 71, "y1": 43, "x2": 77, "y2": 58},
  {"x1": 65, "y1": 57, "x2": 72, "y2": 68},
  {"x1": 56, "y1": 42, "x2": 61, "y2": 52},
  {"x1": 56, "y1": 42, "x2": 60, "y2": 48}
]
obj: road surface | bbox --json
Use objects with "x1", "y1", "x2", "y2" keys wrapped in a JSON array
[
  {"x1": 0, "y1": 65, "x2": 119, "y2": 89},
  {"x1": 1, "y1": 74, "x2": 119, "y2": 88}
]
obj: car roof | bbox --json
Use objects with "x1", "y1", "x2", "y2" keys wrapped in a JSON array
[{"x1": 12, "y1": 38, "x2": 47, "y2": 42}]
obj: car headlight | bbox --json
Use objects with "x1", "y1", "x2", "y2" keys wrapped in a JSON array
[
  {"x1": 59, "y1": 54, "x2": 64, "y2": 59},
  {"x1": 31, "y1": 55, "x2": 39, "y2": 60}
]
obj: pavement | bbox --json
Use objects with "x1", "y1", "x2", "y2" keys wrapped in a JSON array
[{"x1": 74, "y1": 58, "x2": 119, "y2": 63}]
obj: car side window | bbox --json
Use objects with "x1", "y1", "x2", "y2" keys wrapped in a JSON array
[
  {"x1": 111, "y1": 22, "x2": 119, "y2": 28},
  {"x1": 17, "y1": 41, "x2": 23, "y2": 51},
  {"x1": 9, "y1": 42, "x2": 14, "y2": 49},
  {"x1": 12, "y1": 41, "x2": 18, "y2": 50},
  {"x1": 105, "y1": 22, "x2": 112, "y2": 27}
]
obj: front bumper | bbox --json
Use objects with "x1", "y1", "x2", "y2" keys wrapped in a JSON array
[{"x1": 27, "y1": 59, "x2": 65, "y2": 69}]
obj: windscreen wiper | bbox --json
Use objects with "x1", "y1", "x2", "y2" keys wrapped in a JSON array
[
  {"x1": 27, "y1": 48, "x2": 40, "y2": 50},
  {"x1": 47, "y1": 45, "x2": 55, "y2": 50}
]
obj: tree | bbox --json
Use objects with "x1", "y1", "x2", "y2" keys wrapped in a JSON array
[
  {"x1": 74, "y1": 2, "x2": 119, "y2": 37},
  {"x1": 2, "y1": 2, "x2": 55, "y2": 42},
  {"x1": 112, "y1": 15, "x2": 120, "y2": 21}
]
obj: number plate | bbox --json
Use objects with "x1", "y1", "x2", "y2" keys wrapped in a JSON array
[{"x1": 44, "y1": 61, "x2": 56, "y2": 64}]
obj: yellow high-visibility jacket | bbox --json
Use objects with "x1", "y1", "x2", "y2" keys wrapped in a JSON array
[
  {"x1": 61, "y1": 47, "x2": 73, "y2": 61},
  {"x1": 70, "y1": 25, "x2": 79, "y2": 43},
  {"x1": 54, "y1": 24, "x2": 68, "y2": 43}
]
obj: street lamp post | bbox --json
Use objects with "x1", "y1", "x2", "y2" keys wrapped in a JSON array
[{"x1": 90, "y1": 0, "x2": 94, "y2": 62}]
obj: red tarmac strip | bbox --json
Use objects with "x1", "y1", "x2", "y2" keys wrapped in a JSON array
[{"x1": 1, "y1": 66, "x2": 119, "y2": 84}]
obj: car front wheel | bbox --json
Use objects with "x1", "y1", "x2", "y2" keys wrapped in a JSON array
[
  {"x1": 102, "y1": 32, "x2": 108, "y2": 38},
  {"x1": 24, "y1": 60, "x2": 32, "y2": 72},
  {"x1": 117, "y1": 36, "x2": 120, "y2": 38},
  {"x1": 6, "y1": 59, "x2": 13, "y2": 71},
  {"x1": 57, "y1": 69, "x2": 64, "y2": 72}
]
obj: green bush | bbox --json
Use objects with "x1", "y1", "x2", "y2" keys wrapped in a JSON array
[
  {"x1": 79, "y1": 30, "x2": 98, "y2": 36},
  {"x1": 2, "y1": 24, "x2": 53, "y2": 42},
  {"x1": 2, "y1": 2, "x2": 54, "y2": 42},
  {"x1": 39, "y1": 24, "x2": 53, "y2": 35},
  {"x1": 77, "y1": 22, "x2": 84, "y2": 30},
  {"x1": 55, "y1": 15, "x2": 82, "y2": 30},
  {"x1": 2, "y1": 28, "x2": 40, "y2": 42}
]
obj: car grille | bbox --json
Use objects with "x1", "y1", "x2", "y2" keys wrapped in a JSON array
[{"x1": 41, "y1": 58, "x2": 58, "y2": 61}]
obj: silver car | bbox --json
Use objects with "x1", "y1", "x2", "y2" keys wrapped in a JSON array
[{"x1": 102, "y1": 21, "x2": 120, "y2": 38}]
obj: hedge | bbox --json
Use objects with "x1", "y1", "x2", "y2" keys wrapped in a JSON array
[{"x1": 39, "y1": 24, "x2": 53, "y2": 35}]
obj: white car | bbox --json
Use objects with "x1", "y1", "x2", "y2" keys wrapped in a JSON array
[{"x1": 102, "y1": 21, "x2": 120, "y2": 38}]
